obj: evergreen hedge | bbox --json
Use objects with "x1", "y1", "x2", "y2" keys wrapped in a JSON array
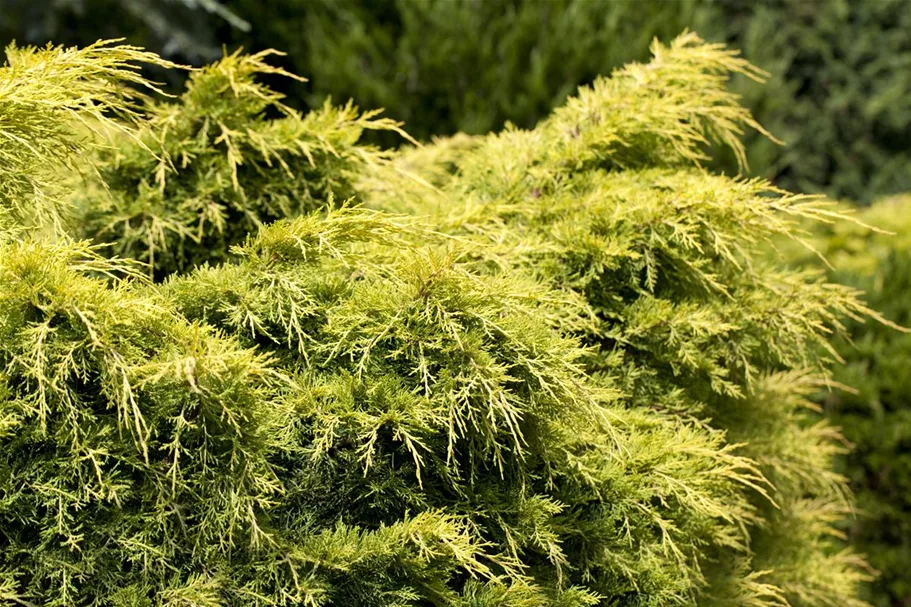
[{"x1": 0, "y1": 34, "x2": 885, "y2": 607}]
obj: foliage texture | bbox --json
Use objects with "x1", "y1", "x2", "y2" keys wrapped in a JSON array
[
  {"x1": 72, "y1": 48, "x2": 408, "y2": 278},
  {"x1": 359, "y1": 33, "x2": 881, "y2": 607},
  {"x1": 0, "y1": 31, "x2": 883, "y2": 607},
  {"x1": 0, "y1": 39, "x2": 176, "y2": 231}
]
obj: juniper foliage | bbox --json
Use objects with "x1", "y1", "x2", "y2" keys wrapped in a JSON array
[
  {"x1": 72, "y1": 49, "x2": 409, "y2": 278},
  {"x1": 0, "y1": 40, "x2": 176, "y2": 231},
  {"x1": 360, "y1": 34, "x2": 879, "y2": 607},
  {"x1": 165, "y1": 208, "x2": 767, "y2": 606},
  {"x1": 0, "y1": 239, "x2": 293, "y2": 605},
  {"x1": 0, "y1": 33, "x2": 880, "y2": 607}
]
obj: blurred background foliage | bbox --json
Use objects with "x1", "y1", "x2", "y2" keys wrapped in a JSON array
[
  {"x1": 2, "y1": 1, "x2": 911, "y2": 606},
  {"x1": 2, "y1": 0, "x2": 909, "y2": 203},
  {"x1": 794, "y1": 197, "x2": 911, "y2": 607}
]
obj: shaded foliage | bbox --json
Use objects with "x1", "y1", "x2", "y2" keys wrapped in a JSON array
[
  {"x1": 791, "y1": 196, "x2": 911, "y2": 607},
  {"x1": 714, "y1": 0, "x2": 911, "y2": 202}
]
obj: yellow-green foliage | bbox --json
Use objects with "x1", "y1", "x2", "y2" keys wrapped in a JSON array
[
  {"x1": 0, "y1": 34, "x2": 880, "y2": 607},
  {"x1": 165, "y1": 209, "x2": 767, "y2": 606},
  {"x1": 360, "y1": 34, "x2": 878, "y2": 607},
  {"x1": 0, "y1": 238, "x2": 292, "y2": 604},
  {"x1": 73, "y1": 49, "x2": 409, "y2": 278},
  {"x1": 0, "y1": 40, "x2": 177, "y2": 231}
]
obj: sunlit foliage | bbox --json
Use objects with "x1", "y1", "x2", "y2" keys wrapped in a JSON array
[{"x1": 0, "y1": 34, "x2": 880, "y2": 607}]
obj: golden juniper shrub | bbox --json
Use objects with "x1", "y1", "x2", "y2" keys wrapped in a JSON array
[
  {"x1": 0, "y1": 33, "x2": 880, "y2": 607},
  {"x1": 359, "y1": 34, "x2": 879, "y2": 607},
  {"x1": 72, "y1": 48, "x2": 411, "y2": 279},
  {"x1": 165, "y1": 209, "x2": 765, "y2": 605}
]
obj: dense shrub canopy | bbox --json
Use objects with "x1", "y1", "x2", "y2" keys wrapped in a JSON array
[
  {"x1": 165, "y1": 209, "x2": 768, "y2": 606},
  {"x1": 0, "y1": 33, "x2": 886, "y2": 607},
  {"x1": 358, "y1": 34, "x2": 881, "y2": 607},
  {"x1": 0, "y1": 238, "x2": 291, "y2": 605}
]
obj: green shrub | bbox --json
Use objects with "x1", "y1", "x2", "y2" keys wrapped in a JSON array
[
  {"x1": 359, "y1": 33, "x2": 880, "y2": 606},
  {"x1": 0, "y1": 35, "x2": 880, "y2": 607},
  {"x1": 164, "y1": 208, "x2": 764, "y2": 606},
  {"x1": 0, "y1": 237, "x2": 292, "y2": 606},
  {"x1": 791, "y1": 195, "x2": 911, "y2": 607},
  {"x1": 0, "y1": 39, "x2": 287, "y2": 606}
]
